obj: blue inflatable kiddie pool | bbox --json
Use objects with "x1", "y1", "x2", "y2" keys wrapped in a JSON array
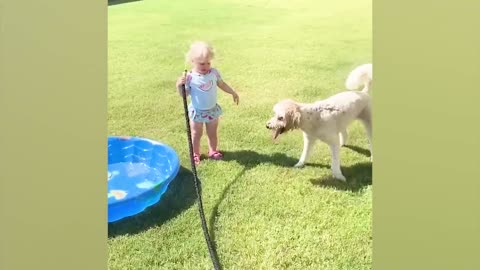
[{"x1": 107, "y1": 136, "x2": 180, "y2": 222}]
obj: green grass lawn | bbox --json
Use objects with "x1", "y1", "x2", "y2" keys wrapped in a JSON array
[{"x1": 108, "y1": 0, "x2": 372, "y2": 269}]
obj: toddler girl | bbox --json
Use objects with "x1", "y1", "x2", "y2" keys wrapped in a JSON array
[{"x1": 176, "y1": 41, "x2": 239, "y2": 165}]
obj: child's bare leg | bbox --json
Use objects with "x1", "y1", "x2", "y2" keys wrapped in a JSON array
[
  {"x1": 191, "y1": 120, "x2": 203, "y2": 155},
  {"x1": 206, "y1": 118, "x2": 219, "y2": 154}
]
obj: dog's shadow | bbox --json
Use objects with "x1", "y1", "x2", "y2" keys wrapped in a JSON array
[
  {"x1": 221, "y1": 150, "x2": 329, "y2": 169},
  {"x1": 108, "y1": 166, "x2": 197, "y2": 238},
  {"x1": 309, "y1": 162, "x2": 372, "y2": 192},
  {"x1": 344, "y1": 144, "x2": 372, "y2": 158},
  {"x1": 222, "y1": 149, "x2": 372, "y2": 194},
  {"x1": 108, "y1": 0, "x2": 141, "y2": 6},
  {"x1": 208, "y1": 150, "x2": 371, "y2": 241},
  {"x1": 209, "y1": 150, "x2": 321, "y2": 241}
]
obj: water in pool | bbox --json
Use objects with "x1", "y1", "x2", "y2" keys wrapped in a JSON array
[{"x1": 108, "y1": 162, "x2": 165, "y2": 203}]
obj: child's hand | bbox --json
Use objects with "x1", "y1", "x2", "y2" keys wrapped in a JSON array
[
  {"x1": 176, "y1": 76, "x2": 186, "y2": 89},
  {"x1": 232, "y1": 91, "x2": 240, "y2": 105}
]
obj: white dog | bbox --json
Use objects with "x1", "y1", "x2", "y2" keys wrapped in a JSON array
[{"x1": 266, "y1": 64, "x2": 372, "y2": 181}]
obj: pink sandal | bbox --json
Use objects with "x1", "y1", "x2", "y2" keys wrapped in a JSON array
[
  {"x1": 193, "y1": 153, "x2": 201, "y2": 165},
  {"x1": 208, "y1": 151, "x2": 223, "y2": 160}
]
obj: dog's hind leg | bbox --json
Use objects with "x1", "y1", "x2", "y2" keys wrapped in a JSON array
[
  {"x1": 294, "y1": 132, "x2": 316, "y2": 168},
  {"x1": 359, "y1": 107, "x2": 373, "y2": 161},
  {"x1": 339, "y1": 130, "x2": 348, "y2": 146}
]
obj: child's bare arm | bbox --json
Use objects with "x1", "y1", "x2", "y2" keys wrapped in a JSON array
[
  {"x1": 218, "y1": 80, "x2": 239, "y2": 105},
  {"x1": 217, "y1": 80, "x2": 235, "y2": 94}
]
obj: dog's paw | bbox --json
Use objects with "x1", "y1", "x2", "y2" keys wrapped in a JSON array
[{"x1": 294, "y1": 162, "x2": 305, "y2": 168}]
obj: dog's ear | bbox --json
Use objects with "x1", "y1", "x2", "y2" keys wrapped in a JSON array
[{"x1": 286, "y1": 105, "x2": 301, "y2": 129}]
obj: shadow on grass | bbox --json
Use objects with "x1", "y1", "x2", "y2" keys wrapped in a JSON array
[
  {"x1": 208, "y1": 166, "x2": 247, "y2": 243},
  {"x1": 344, "y1": 144, "x2": 371, "y2": 158},
  {"x1": 309, "y1": 162, "x2": 372, "y2": 192},
  {"x1": 208, "y1": 150, "x2": 372, "y2": 240},
  {"x1": 108, "y1": 166, "x2": 197, "y2": 238},
  {"x1": 221, "y1": 150, "x2": 329, "y2": 169},
  {"x1": 108, "y1": 0, "x2": 142, "y2": 6},
  {"x1": 208, "y1": 150, "x2": 330, "y2": 241}
]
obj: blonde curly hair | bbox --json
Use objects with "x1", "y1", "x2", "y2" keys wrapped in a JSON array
[{"x1": 185, "y1": 41, "x2": 215, "y2": 63}]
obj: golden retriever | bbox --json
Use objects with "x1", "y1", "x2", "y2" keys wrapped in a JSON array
[{"x1": 266, "y1": 64, "x2": 372, "y2": 181}]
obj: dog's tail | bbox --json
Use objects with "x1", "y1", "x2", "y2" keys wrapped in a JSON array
[{"x1": 345, "y1": 63, "x2": 372, "y2": 93}]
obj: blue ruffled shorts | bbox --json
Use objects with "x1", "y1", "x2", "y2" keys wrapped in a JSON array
[{"x1": 188, "y1": 104, "x2": 223, "y2": 123}]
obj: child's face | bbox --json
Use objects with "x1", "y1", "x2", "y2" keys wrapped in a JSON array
[{"x1": 192, "y1": 58, "x2": 211, "y2": 74}]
